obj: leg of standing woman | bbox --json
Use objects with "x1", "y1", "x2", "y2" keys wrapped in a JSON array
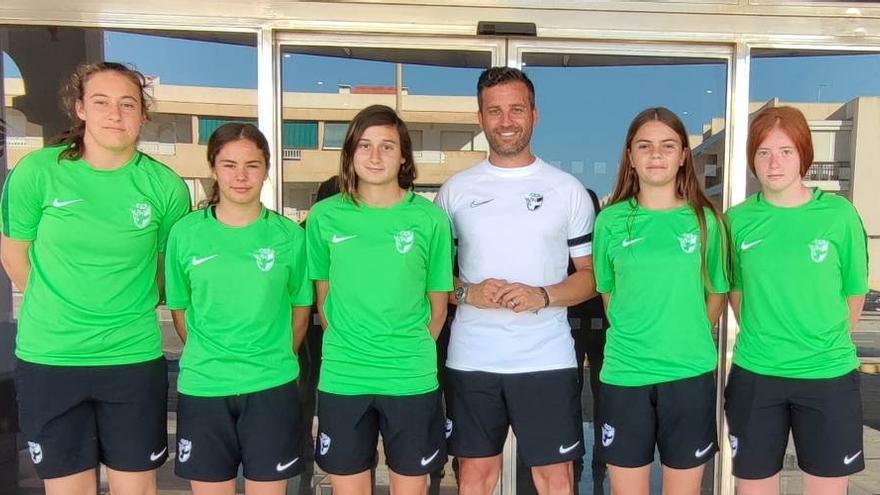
[
  {"x1": 389, "y1": 471, "x2": 428, "y2": 495},
  {"x1": 661, "y1": 464, "x2": 704, "y2": 495},
  {"x1": 105, "y1": 468, "x2": 158, "y2": 495},
  {"x1": 245, "y1": 479, "x2": 288, "y2": 495},
  {"x1": 802, "y1": 473, "x2": 847, "y2": 495},
  {"x1": 734, "y1": 474, "x2": 779, "y2": 495},
  {"x1": 330, "y1": 470, "x2": 373, "y2": 495},
  {"x1": 607, "y1": 464, "x2": 649, "y2": 495},
  {"x1": 191, "y1": 479, "x2": 236, "y2": 495},
  {"x1": 43, "y1": 469, "x2": 97, "y2": 495}
]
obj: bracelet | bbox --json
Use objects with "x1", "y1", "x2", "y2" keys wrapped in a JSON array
[{"x1": 538, "y1": 286, "x2": 550, "y2": 309}]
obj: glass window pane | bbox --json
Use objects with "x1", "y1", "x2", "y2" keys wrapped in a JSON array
[
  {"x1": 284, "y1": 121, "x2": 318, "y2": 149},
  {"x1": 198, "y1": 116, "x2": 257, "y2": 144},
  {"x1": 322, "y1": 122, "x2": 349, "y2": 149}
]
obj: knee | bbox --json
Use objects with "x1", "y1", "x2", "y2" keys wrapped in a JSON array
[
  {"x1": 458, "y1": 459, "x2": 501, "y2": 495},
  {"x1": 533, "y1": 464, "x2": 573, "y2": 492}
]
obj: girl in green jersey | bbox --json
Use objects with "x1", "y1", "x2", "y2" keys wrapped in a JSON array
[
  {"x1": 0, "y1": 62, "x2": 191, "y2": 495},
  {"x1": 594, "y1": 107, "x2": 728, "y2": 495},
  {"x1": 307, "y1": 105, "x2": 453, "y2": 495},
  {"x1": 166, "y1": 123, "x2": 313, "y2": 495},
  {"x1": 725, "y1": 107, "x2": 868, "y2": 495}
]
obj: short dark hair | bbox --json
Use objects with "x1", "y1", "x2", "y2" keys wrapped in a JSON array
[
  {"x1": 338, "y1": 105, "x2": 416, "y2": 203},
  {"x1": 477, "y1": 67, "x2": 535, "y2": 111}
]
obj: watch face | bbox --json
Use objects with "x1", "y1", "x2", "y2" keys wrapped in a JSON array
[{"x1": 455, "y1": 286, "x2": 466, "y2": 301}]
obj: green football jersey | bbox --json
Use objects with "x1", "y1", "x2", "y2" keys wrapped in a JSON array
[
  {"x1": 728, "y1": 189, "x2": 868, "y2": 378},
  {"x1": 594, "y1": 200, "x2": 728, "y2": 386},
  {"x1": 165, "y1": 207, "x2": 313, "y2": 396},
  {"x1": 306, "y1": 192, "x2": 453, "y2": 396},
  {"x1": 1, "y1": 146, "x2": 191, "y2": 366}
]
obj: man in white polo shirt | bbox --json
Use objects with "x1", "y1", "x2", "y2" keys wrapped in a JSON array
[{"x1": 435, "y1": 67, "x2": 597, "y2": 495}]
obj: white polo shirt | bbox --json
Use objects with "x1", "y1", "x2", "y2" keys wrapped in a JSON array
[{"x1": 435, "y1": 157, "x2": 595, "y2": 373}]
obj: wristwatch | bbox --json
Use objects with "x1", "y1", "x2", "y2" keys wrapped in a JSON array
[{"x1": 454, "y1": 284, "x2": 469, "y2": 305}]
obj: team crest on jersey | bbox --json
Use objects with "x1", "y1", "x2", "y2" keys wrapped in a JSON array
[
  {"x1": 729, "y1": 434, "x2": 738, "y2": 458},
  {"x1": 601, "y1": 423, "x2": 615, "y2": 447},
  {"x1": 319, "y1": 432, "x2": 331, "y2": 455},
  {"x1": 177, "y1": 438, "x2": 192, "y2": 463},
  {"x1": 809, "y1": 239, "x2": 829, "y2": 263},
  {"x1": 394, "y1": 230, "x2": 414, "y2": 254},
  {"x1": 131, "y1": 202, "x2": 152, "y2": 229},
  {"x1": 27, "y1": 441, "x2": 43, "y2": 464},
  {"x1": 524, "y1": 192, "x2": 543, "y2": 211},
  {"x1": 254, "y1": 248, "x2": 275, "y2": 272},
  {"x1": 678, "y1": 232, "x2": 698, "y2": 254},
  {"x1": 445, "y1": 418, "x2": 454, "y2": 439}
]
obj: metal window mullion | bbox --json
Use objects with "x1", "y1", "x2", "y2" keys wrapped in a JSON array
[
  {"x1": 715, "y1": 39, "x2": 751, "y2": 495},
  {"x1": 257, "y1": 25, "x2": 280, "y2": 211}
]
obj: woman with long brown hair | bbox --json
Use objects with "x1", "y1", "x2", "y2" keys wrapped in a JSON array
[
  {"x1": 593, "y1": 107, "x2": 729, "y2": 495},
  {"x1": 305, "y1": 104, "x2": 453, "y2": 495},
  {"x1": 0, "y1": 62, "x2": 191, "y2": 495}
]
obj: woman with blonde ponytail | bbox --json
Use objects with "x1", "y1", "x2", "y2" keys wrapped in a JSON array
[{"x1": 593, "y1": 107, "x2": 729, "y2": 495}]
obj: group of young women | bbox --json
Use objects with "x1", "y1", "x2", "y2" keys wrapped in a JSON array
[{"x1": 0, "y1": 60, "x2": 868, "y2": 495}]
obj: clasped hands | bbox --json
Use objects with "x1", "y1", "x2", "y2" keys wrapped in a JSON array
[{"x1": 466, "y1": 278, "x2": 548, "y2": 313}]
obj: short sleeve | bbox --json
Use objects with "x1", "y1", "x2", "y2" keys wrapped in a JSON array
[
  {"x1": 705, "y1": 213, "x2": 730, "y2": 294},
  {"x1": 426, "y1": 212, "x2": 454, "y2": 292},
  {"x1": 158, "y1": 175, "x2": 191, "y2": 252},
  {"x1": 1, "y1": 159, "x2": 44, "y2": 241},
  {"x1": 306, "y1": 208, "x2": 330, "y2": 280},
  {"x1": 568, "y1": 184, "x2": 595, "y2": 257},
  {"x1": 163, "y1": 224, "x2": 191, "y2": 310},
  {"x1": 433, "y1": 182, "x2": 458, "y2": 241},
  {"x1": 593, "y1": 212, "x2": 614, "y2": 294},
  {"x1": 289, "y1": 228, "x2": 315, "y2": 306},
  {"x1": 840, "y1": 204, "x2": 869, "y2": 296}
]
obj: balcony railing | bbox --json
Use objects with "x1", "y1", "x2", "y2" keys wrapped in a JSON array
[
  {"x1": 282, "y1": 148, "x2": 303, "y2": 160},
  {"x1": 805, "y1": 161, "x2": 849, "y2": 181},
  {"x1": 137, "y1": 141, "x2": 177, "y2": 156},
  {"x1": 5, "y1": 136, "x2": 43, "y2": 148}
]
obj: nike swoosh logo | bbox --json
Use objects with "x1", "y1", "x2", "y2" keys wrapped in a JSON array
[
  {"x1": 149, "y1": 447, "x2": 167, "y2": 461},
  {"x1": 843, "y1": 450, "x2": 862, "y2": 465},
  {"x1": 558, "y1": 441, "x2": 580, "y2": 454},
  {"x1": 741, "y1": 240, "x2": 763, "y2": 251},
  {"x1": 622, "y1": 237, "x2": 644, "y2": 248},
  {"x1": 470, "y1": 199, "x2": 494, "y2": 208},
  {"x1": 332, "y1": 235, "x2": 357, "y2": 244},
  {"x1": 52, "y1": 199, "x2": 83, "y2": 208},
  {"x1": 192, "y1": 255, "x2": 218, "y2": 266},
  {"x1": 276, "y1": 457, "x2": 299, "y2": 471},
  {"x1": 420, "y1": 449, "x2": 440, "y2": 466},
  {"x1": 695, "y1": 442, "x2": 714, "y2": 458}
]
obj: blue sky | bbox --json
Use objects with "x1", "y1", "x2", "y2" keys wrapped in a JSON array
[{"x1": 4, "y1": 31, "x2": 879, "y2": 195}]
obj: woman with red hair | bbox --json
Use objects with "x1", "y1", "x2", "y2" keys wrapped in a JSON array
[{"x1": 726, "y1": 106, "x2": 868, "y2": 494}]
